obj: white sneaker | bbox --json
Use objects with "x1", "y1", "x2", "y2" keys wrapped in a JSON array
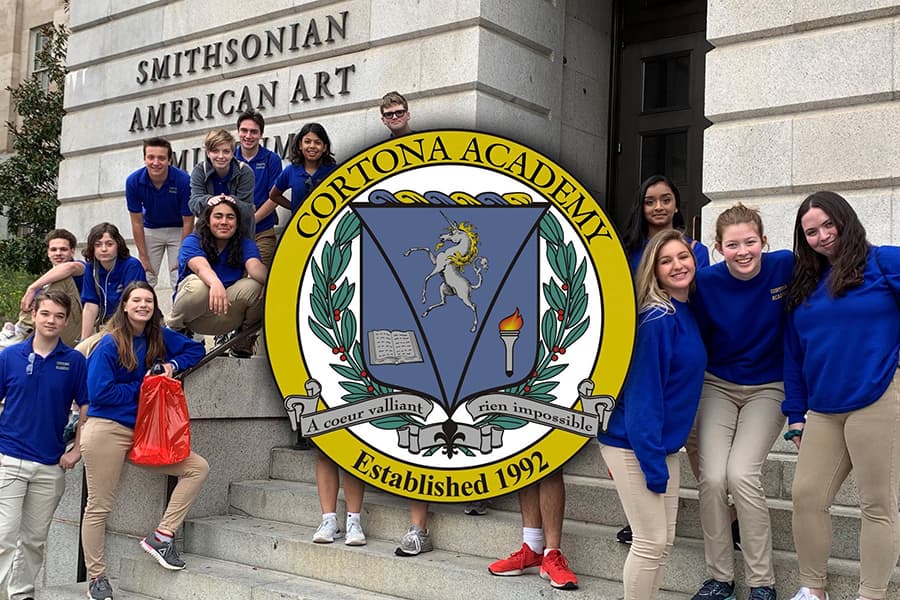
[
  {"x1": 0, "y1": 323, "x2": 27, "y2": 349},
  {"x1": 789, "y1": 588, "x2": 829, "y2": 600},
  {"x1": 344, "y1": 519, "x2": 367, "y2": 546},
  {"x1": 312, "y1": 517, "x2": 341, "y2": 543}
]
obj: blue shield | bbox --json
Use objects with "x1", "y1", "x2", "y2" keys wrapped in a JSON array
[{"x1": 354, "y1": 203, "x2": 546, "y2": 414}]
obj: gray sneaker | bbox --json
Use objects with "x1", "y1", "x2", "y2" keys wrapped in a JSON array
[
  {"x1": 344, "y1": 519, "x2": 367, "y2": 546},
  {"x1": 464, "y1": 500, "x2": 489, "y2": 516},
  {"x1": 88, "y1": 574, "x2": 113, "y2": 600},
  {"x1": 312, "y1": 517, "x2": 341, "y2": 543},
  {"x1": 395, "y1": 525, "x2": 433, "y2": 556},
  {"x1": 140, "y1": 534, "x2": 186, "y2": 570}
]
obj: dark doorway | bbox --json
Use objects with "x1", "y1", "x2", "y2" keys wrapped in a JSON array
[{"x1": 608, "y1": 0, "x2": 711, "y2": 240}]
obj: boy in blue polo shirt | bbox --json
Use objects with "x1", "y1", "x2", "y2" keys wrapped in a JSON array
[
  {"x1": 0, "y1": 290, "x2": 87, "y2": 600},
  {"x1": 234, "y1": 109, "x2": 283, "y2": 268},
  {"x1": 126, "y1": 137, "x2": 193, "y2": 290},
  {"x1": 168, "y1": 197, "x2": 266, "y2": 357}
]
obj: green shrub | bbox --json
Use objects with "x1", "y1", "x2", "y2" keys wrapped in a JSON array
[{"x1": 0, "y1": 268, "x2": 35, "y2": 323}]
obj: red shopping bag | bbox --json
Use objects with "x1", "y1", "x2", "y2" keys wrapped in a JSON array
[{"x1": 128, "y1": 375, "x2": 191, "y2": 465}]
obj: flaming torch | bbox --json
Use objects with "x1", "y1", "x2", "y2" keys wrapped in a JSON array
[{"x1": 498, "y1": 308, "x2": 524, "y2": 377}]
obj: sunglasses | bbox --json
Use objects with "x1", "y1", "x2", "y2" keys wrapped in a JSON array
[{"x1": 381, "y1": 109, "x2": 407, "y2": 120}]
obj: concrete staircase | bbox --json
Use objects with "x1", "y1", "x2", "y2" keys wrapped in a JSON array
[{"x1": 39, "y1": 359, "x2": 900, "y2": 600}]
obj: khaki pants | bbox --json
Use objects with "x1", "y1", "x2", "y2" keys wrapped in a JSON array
[
  {"x1": 79, "y1": 418, "x2": 208, "y2": 578},
  {"x1": 601, "y1": 444, "x2": 680, "y2": 600},
  {"x1": 792, "y1": 370, "x2": 900, "y2": 599},
  {"x1": 254, "y1": 229, "x2": 277, "y2": 269},
  {"x1": 0, "y1": 455, "x2": 65, "y2": 600},
  {"x1": 168, "y1": 274, "x2": 262, "y2": 336},
  {"x1": 144, "y1": 227, "x2": 183, "y2": 289},
  {"x1": 696, "y1": 373, "x2": 785, "y2": 586},
  {"x1": 17, "y1": 277, "x2": 82, "y2": 347}
]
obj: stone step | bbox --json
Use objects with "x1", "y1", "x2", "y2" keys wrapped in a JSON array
[
  {"x1": 269, "y1": 445, "x2": 865, "y2": 509},
  {"x1": 38, "y1": 580, "x2": 157, "y2": 600},
  {"x1": 118, "y1": 553, "x2": 407, "y2": 600},
  {"x1": 183, "y1": 514, "x2": 690, "y2": 600},
  {"x1": 225, "y1": 480, "x2": 900, "y2": 598}
]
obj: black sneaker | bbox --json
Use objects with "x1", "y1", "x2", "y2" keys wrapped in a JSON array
[
  {"x1": 692, "y1": 579, "x2": 735, "y2": 600},
  {"x1": 140, "y1": 534, "x2": 186, "y2": 570},
  {"x1": 616, "y1": 524, "x2": 632, "y2": 544},
  {"x1": 749, "y1": 586, "x2": 777, "y2": 600},
  {"x1": 88, "y1": 574, "x2": 113, "y2": 600},
  {"x1": 732, "y1": 518, "x2": 742, "y2": 551}
]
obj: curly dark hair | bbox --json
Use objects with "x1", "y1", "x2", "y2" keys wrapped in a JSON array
[
  {"x1": 786, "y1": 191, "x2": 869, "y2": 310},
  {"x1": 196, "y1": 199, "x2": 244, "y2": 270},
  {"x1": 621, "y1": 175, "x2": 687, "y2": 255}
]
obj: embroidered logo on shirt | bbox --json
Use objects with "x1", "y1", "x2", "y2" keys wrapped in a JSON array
[
  {"x1": 55, "y1": 361, "x2": 71, "y2": 371},
  {"x1": 771, "y1": 284, "x2": 787, "y2": 301}
]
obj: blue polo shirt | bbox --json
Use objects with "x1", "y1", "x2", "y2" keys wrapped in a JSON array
[
  {"x1": 81, "y1": 257, "x2": 147, "y2": 321},
  {"x1": 125, "y1": 166, "x2": 192, "y2": 229},
  {"x1": 235, "y1": 145, "x2": 283, "y2": 233},
  {"x1": 0, "y1": 338, "x2": 87, "y2": 465},
  {"x1": 177, "y1": 232, "x2": 261, "y2": 289},
  {"x1": 272, "y1": 162, "x2": 337, "y2": 213}
]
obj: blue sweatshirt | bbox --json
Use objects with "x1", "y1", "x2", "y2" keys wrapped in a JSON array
[
  {"x1": 86, "y1": 328, "x2": 205, "y2": 428},
  {"x1": 783, "y1": 246, "x2": 900, "y2": 423},
  {"x1": 692, "y1": 250, "x2": 793, "y2": 384},
  {"x1": 0, "y1": 339, "x2": 87, "y2": 464},
  {"x1": 81, "y1": 257, "x2": 147, "y2": 322},
  {"x1": 628, "y1": 236, "x2": 710, "y2": 273},
  {"x1": 599, "y1": 300, "x2": 706, "y2": 493}
]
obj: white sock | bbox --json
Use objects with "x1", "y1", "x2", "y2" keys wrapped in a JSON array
[
  {"x1": 523, "y1": 527, "x2": 544, "y2": 553},
  {"x1": 347, "y1": 512, "x2": 360, "y2": 524},
  {"x1": 322, "y1": 512, "x2": 337, "y2": 522}
]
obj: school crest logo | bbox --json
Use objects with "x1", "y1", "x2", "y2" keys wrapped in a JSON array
[{"x1": 267, "y1": 130, "x2": 635, "y2": 502}]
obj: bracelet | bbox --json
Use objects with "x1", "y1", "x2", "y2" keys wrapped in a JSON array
[{"x1": 783, "y1": 429, "x2": 803, "y2": 441}]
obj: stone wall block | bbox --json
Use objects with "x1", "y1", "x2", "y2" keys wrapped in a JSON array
[
  {"x1": 703, "y1": 119, "x2": 793, "y2": 196},
  {"x1": 707, "y1": 0, "x2": 793, "y2": 44}
]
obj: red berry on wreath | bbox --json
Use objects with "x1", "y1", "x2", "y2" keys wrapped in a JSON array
[
  {"x1": 551, "y1": 354, "x2": 559, "y2": 361},
  {"x1": 360, "y1": 370, "x2": 368, "y2": 378},
  {"x1": 339, "y1": 354, "x2": 346, "y2": 361},
  {"x1": 330, "y1": 283, "x2": 336, "y2": 290},
  {"x1": 332, "y1": 347, "x2": 340, "y2": 354},
  {"x1": 367, "y1": 386, "x2": 374, "y2": 392},
  {"x1": 559, "y1": 347, "x2": 566, "y2": 354},
  {"x1": 524, "y1": 385, "x2": 531, "y2": 392},
  {"x1": 562, "y1": 283, "x2": 568, "y2": 291}
]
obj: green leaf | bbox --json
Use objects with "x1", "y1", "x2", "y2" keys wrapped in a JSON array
[
  {"x1": 309, "y1": 292, "x2": 331, "y2": 328},
  {"x1": 310, "y1": 258, "x2": 326, "y2": 291},
  {"x1": 340, "y1": 310, "x2": 357, "y2": 349},
  {"x1": 342, "y1": 393, "x2": 371, "y2": 402},
  {"x1": 333, "y1": 243, "x2": 351, "y2": 278},
  {"x1": 460, "y1": 447, "x2": 475, "y2": 457},
  {"x1": 334, "y1": 212, "x2": 361, "y2": 245},
  {"x1": 567, "y1": 294, "x2": 587, "y2": 325},
  {"x1": 542, "y1": 280, "x2": 566, "y2": 312},
  {"x1": 332, "y1": 279, "x2": 352, "y2": 312},
  {"x1": 539, "y1": 213, "x2": 563, "y2": 245},
  {"x1": 321, "y1": 242, "x2": 335, "y2": 277},
  {"x1": 534, "y1": 364, "x2": 567, "y2": 380},
  {"x1": 370, "y1": 417, "x2": 412, "y2": 430},
  {"x1": 526, "y1": 393, "x2": 556, "y2": 403},
  {"x1": 330, "y1": 364, "x2": 360, "y2": 380},
  {"x1": 563, "y1": 242, "x2": 577, "y2": 277},
  {"x1": 339, "y1": 381, "x2": 371, "y2": 396},
  {"x1": 550, "y1": 244, "x2": 568, "y2": 281},
  {"x1": 423, "y1": 446, "x2": 439, "y2": 456},
  {"x1": 308, "y1": 317, "x2": 336, "y2": 348},
  {"x1": 484, "y1": 416, "x2": 528, "y2": 429},
  {"x1": 561, "y1": 317, "x2": 590, "y2": 349},
  {"x1": 528, "y1": 381, "x2": 559, "y2": 395},
  {"x1": 572, "y1": 259, "x2": 587, "y2": 291},
  {"x1": 352, "y1": 341, "x2": 365, "y2": 370},
  {"x1": 540, "y1": 310, "x2": 557, "y2": 351}
]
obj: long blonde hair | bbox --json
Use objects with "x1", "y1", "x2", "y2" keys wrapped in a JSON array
[{"x1": 634, "y1": 229, "x2": 696, "y2": 315}]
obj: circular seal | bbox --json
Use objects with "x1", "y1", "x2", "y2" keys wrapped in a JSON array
[{"x1": 267, "y1": 130, "x2": 635, "y2": 502}]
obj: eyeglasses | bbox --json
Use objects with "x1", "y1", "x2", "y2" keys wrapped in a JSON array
[
  {"x1": 381, "y1": 109, "x2": 407, "y2": 120},
  {"x1": 26, "y1": 352, "x2": 35, "y2": 376}
]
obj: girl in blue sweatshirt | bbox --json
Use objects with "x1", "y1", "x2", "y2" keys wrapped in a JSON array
[
  {"x1": 599, "y1": 229, "x2": 706, "y2": 600},
  {"x1": 784, "y1": 191, "x2": 900, "y2": 600},
  {"x1": 80, "y1": 282, "x2": 206, "y2": 600},
  {"x1": 690, "y1": 205, "x2": 793, "y2": 600}
]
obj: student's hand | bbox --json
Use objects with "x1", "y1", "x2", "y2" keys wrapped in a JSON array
[
  {"x1": 59, "y1": 448, "x2": 81, "y2": 470},
  {"x1": 20, "y1": 286, "x2": 38, "y2": 312},
  {"x1": 208, "y1": 281, "x2": 229, "y2": 315},
  {"x1": 139, "y1": 253, "x2": 155, "y2": 275},
  {"x1": 787, "y1": 422, "x2": 805, "y2": 449}
]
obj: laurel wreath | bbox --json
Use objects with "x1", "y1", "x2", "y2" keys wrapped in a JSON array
[
  {"x1": 474, "y1": 212, "x2": 590, "y2": 430},
  {"x1": 307, "y1": 209, "x2": 589, "y2": 437},
  {"x1": 307, "y1": 212, "x2": 424, "y2": 430}
]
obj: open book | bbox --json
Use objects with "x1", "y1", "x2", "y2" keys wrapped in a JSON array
[{"x1": 367, "y1": 329, "x2": 424, "y2": 365}]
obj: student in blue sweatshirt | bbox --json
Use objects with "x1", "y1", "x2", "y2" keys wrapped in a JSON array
[
  {"x1": 690, "y1": 205, "x2": 793, "y2": 600},
  {"x1": 783, "y1": 192, "x2": 900, "y2": 600},
  {"x1": 621, "y1": 174, "x2": 710, "y2": 273},
  {"x1": 80, "y1": 222, "x2": 147, "y2": 342},
  {"x1": 268, "y1": 122, "x2": 337, "y2": 214},
  {"x1": 80, "y1": 282, "x2": 205, "y2": 600},
  {"x1": 599, "y1": 229, "x2": 706, "y2": 600}
]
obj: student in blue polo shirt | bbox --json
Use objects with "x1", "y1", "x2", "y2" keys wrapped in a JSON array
[
  {"x1": 168, "y1": 198, "x2": 267, "y2": 358},
  {"x1": 234, "y1": 110, "x2": 283, "y2": 268},
  {"x1": 0, "y1": 289, "x2": 87, "y2": 600},
  {"x1": 80, "y1": 222, "x2": 147, "y2": 341},
  {"x1": 126, "y1": 137, "x2": 193, "y2": 290},
  {"x1": 268, "y1": 122, "x2": 337, "y2": 214}
]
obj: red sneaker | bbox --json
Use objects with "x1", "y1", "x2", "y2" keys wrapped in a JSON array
[
  {"x1": 488, "y1": 543, "x2": 542, "y2": 576},
  {"x1": 540, "y1": 549, "x2": 578, "y2": 590}
]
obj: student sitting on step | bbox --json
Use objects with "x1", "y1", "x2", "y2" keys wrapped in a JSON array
[
  {"x1": 783, "y1": 191, "x2": 900, "y2": 600},
  {"x1": 81, "y1": 282, "x2": 206, "y2": 600},
  {"x1": 168, "y1": 197, "x2": 266, "y2": 358},
  {"x1": 598, "y1": 229, "x2": 706, "y2": 600}
]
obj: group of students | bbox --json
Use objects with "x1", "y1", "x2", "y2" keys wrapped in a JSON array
[{"x1": 601, "y1": 176, "x2": 900, "y2": 600}]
